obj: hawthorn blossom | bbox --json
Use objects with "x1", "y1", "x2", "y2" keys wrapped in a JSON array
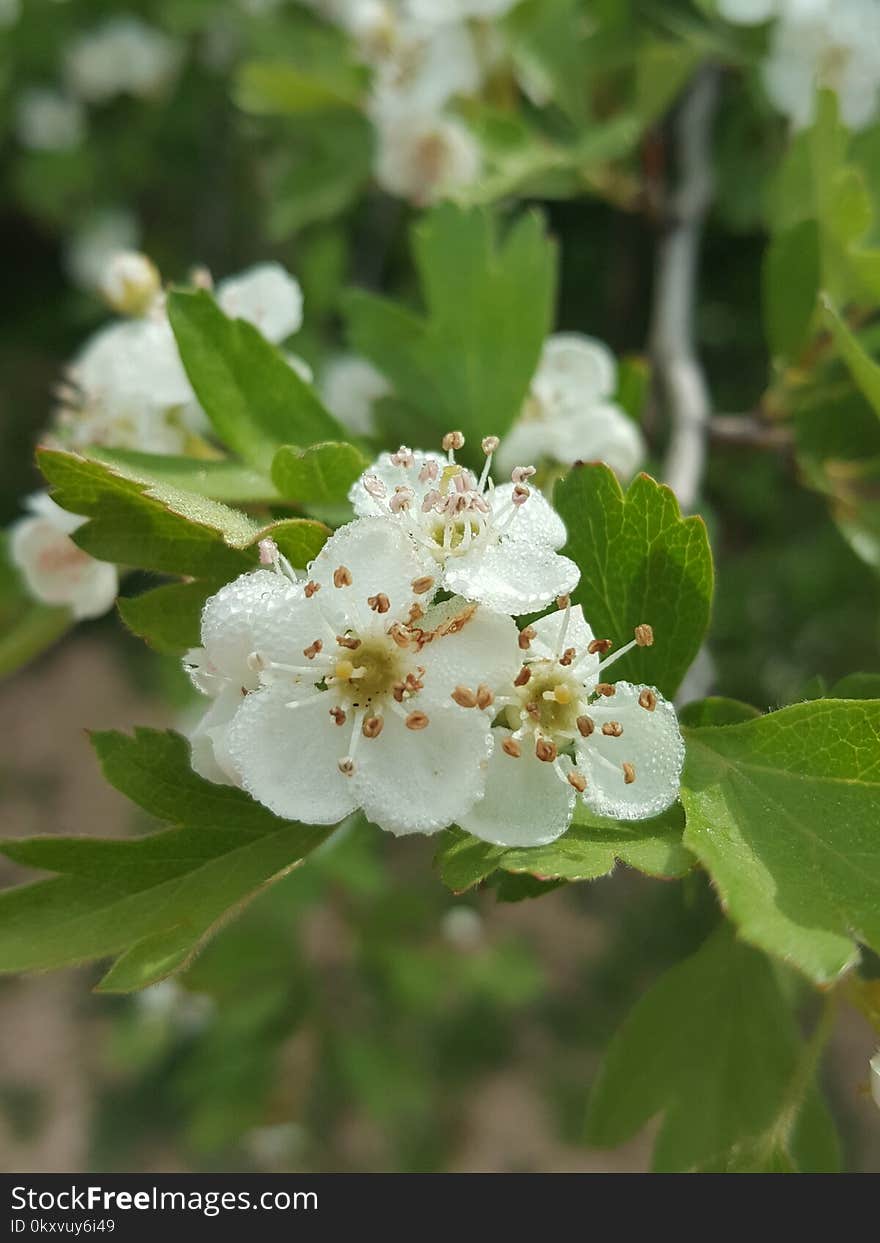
[
  {"x1": 373, "y1": 108, "x2": 482, "y2": 204},
  {"x1": 497, "y1": 334, "x2": 645, "y2": 482},
  {"x1": 51, "y1": 259, "x2": 304, "y2": 454},
  {"x1": 10, "y1": 492, "x2": 117, "y2": 620},
  {"x1": 720, "y1": 0, "x2": 880, "y2": 131},
  {"x1": 210, "y1": 519, "x2": 522, "y2": 835},
  {"x1": 319, "y1": 355, "x2": 392, "y2": 437},
  {"x1": 459, "y1": 602, "x2": 684, "y2": 847},
  {"x1": 349, "y1": 434, "x2": 579, "y2": 614},
  {"x1": 216, "y1": 263, "x2": 304, "y2": 344},
  {"x1": 99, "y1": 251, "x2": 161, "y2": 317},
  {"x1": 184, "y1": 568, "x2": 305, "y2": 784},
  {"x1": 64, "y1": 17, "x2": 183, "y2": 104}
]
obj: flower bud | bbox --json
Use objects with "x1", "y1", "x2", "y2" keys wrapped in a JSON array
[{"x1": 99, "y1": 250, "x2": 161, "y2": 317}]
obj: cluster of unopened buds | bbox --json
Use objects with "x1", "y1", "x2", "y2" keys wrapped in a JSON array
[{"x1": 185, "y1": 433, "x2": 685, "y2": 848}]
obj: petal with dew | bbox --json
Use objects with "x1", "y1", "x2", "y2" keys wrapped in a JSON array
[
  {"x1": 576, "y1": 681, "x2": 684, "y2": 821},
  {"x1": 227, "y1": 682, "x2": 359, "y2": 825},
  {"x1": 354, "y1": 704, "x2": 493, "y2": 836},
  {"x1": 444, "y1": 538, "x2": 579, "y2": 616},
  {"x1": 492, "y1": 482, "x2": 567, "y2": 550},
  {"x1": 416, "y1": 598, "x2": 522, "y2": 709},
  {"x1": 459, "y1": 728, "x2": 575, "y2": 847}
]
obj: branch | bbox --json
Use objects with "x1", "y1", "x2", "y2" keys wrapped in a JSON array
[{"x1": 651, "y1": 67, "x2": 721, "y2": 512}]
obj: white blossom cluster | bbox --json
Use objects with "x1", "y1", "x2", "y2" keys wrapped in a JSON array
[
  {"x1": 317, "y1": 0, "x2": 520, "y2": 203},
  {"x1": 10, "y1": 254, "x2": 305, "y2": 623},
  {"x1": 185, "y1": 432, "x2": 684, "y2": 847},
  {"x1": 719, "y1": 0, "x2": 880, "y2": 130},
  {"x1": 320, "y1": 333, "x2": 645, "y2": 481},
  {"x1": 14, "y1": 14, "x2": 183, "y2": 152}
]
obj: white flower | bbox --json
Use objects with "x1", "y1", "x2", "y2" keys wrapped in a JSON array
[
  {"x1": 200, "y1": 519, "x2": 522, "y2": 835},
  {"x1": 55, "y1": 314, "x2": 206, "y2": 454},
  {"x1": 360, "y1": 14, "x2": 482, "y2": 112},
  {"x1": 349, "y1": 434, "x2": 579, "y2": 614},
  {"x1": 762, "y1": 1, "x2": 880, "y2": 130},
  {"x1": 497, "y1": 334, "x2": 645, "y2": 481},
  {"x1": 65, "y1": 17, "x2": 183, "y2": 104},
  {"x1": 184, "y1": 568, "x2": 304, "y2": 784},
  {"x1": 15, "y1": 88, "x2": 85, "y2": 151},
  {"x1": 373, "y1": 108, "x2": 482, "y2": 204},
  {"x1": 64, "y1": 208, "x2": 140, "y2": 293},
  {"x1": 216, "y1": 262, "x2": 304, "y2": 344},
  {"x1": 10, "y1": 492, "x2": 118, "y2": 620},
  {"x1": 98, "y1": 250, "x2": 161, "y2": 317},
  {"x1": 319, "y1": 354, "x2": 392, "y2": 437},
  {"x1": 459, "y1": 603, "x2": 684, "y2": 847}
]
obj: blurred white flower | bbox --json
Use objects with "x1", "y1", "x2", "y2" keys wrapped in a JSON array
[
  {"x1": 15, "y1": 88, "x2": 85, "y2": 151},
  {"x1": 319, "y1": 355, "x2": 392, "y2": 437},
  {"x1": 216, "y1": 262, "x2": 304, "y2": 344},
  {"x1": 762, "y1": 1, "x2": 880, "y2": 130},
  {"x1": 65, "y1": 16, "x2": 183, "y2": 104},
  {"x1": 350, "y1": 435, "x2": 579, "y2": 615},
  {"x1": 10, "y1": 493, "x2": 118, "y2": 620},
  {"x1": 99, "y1": 250, "x2": 161, "y2": 317},
  {"x1": 373, "y1": 108, "x2": 481, "y2": 204},
  {"x1": 207, "y1": 520, "x2": 523, "y2": 835},
  {"x1": 497, "y1": 334, "x2": 645, "y2": 481},
  {"x1": 64, "y1": 208, "x2": 141, "y2": 293},
  {"x1": 441, "y1": 905, "x2": 484, "y2": 950},
  {"x1": 871, "y1": 1051, "x2": 880, "y2": 1110},
  {"x1": 368, "y1": 18, "x2": 482, "y2": 114},
  {"x1": 460, "y1": 604, "x2": 684, "y2": 847}
]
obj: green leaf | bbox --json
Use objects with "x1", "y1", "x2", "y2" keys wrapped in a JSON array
[
  {"x1": 39, "y1": 449, "x2": 259, "y2": 578},
  {"x1": 830, "y1": 673, "x2": 880, "y2": 699},
  {"x1": 0, "y1": 729, "x2": 333, "y2": 990},
  {"x1": 235, "y1": 60, "x2": 362, "y2": 115},
  {"x1": 586, "y1": 924, "x2": 840, "y2": 1172},
  {"x1": 90, "y1": 448, "x2": 279, "y2": 502},
  {"x1": 636, "y1": 41, "x2": 703, "y2": 124},
  {"x1": 763, "y1": 220, "x2": 821, "y2": 362},
  {"x1": 118, "y1": 581, "x2": 219, "y2": 655},
  {"x1": 436, "y1": 805, "x2": 692, "y2": 894},
  {"x1": 345, "y1": 205, "x2": 557, "y2": 447},
  {"x1": 554, "y1": 464, "x2": 714, "y2": 698},
  {"x1": 167, "y1": 289, "x2": 344, "y2": 470},
  {"x1": 820, "y1": 296, "x2": 880, "y2": 420},
  {"x1": 678, "y1": 697, "x2": 762, "y2": 728},
  {"x1": 272, "y1": 441, "x2": 368, "y2": 504},
  {"x1": 39, "y1": 450, "x2": 329, "y2": 579},
  {"x1": 681, "y1": 699, "x2": 880, "y2": 984}
]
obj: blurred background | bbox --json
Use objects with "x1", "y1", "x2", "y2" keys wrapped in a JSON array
[{"x1": 1, "y1": 0, "x2": 878, "y2": 1172}]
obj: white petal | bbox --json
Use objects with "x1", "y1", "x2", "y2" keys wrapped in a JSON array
[
  {"x1": 309, "y1": 517, "x2": 433, "y2": 633},
  {"x1": 533, "y1": 333, "x2": 618, "y2": 408},
  {"x1": 459, "y1": 728, "x2": 575, "y2": 847},
  {"x1": 348, "y1": 450, "x2": 446, "y2": 517},
  {"x1": 415, "y1": 598, "x2": 521, "y2": 708},
  {"x1": 353, "y1": 704, "x2": 493, "y2": 836},
  {"x1": 216, "y1": 262, "x2": 303, "y2": 343},
  {"x1": 443, "y1": 539, "x2": 579, "y2": 616},
  {"x1": 189, "y1": 686, "x2": 244, "y2": 786},
  {"x1": 320, "y1": 355, "x2": 392, "y2": 438},
  {"x1": 227, "y1": 682, "x2": 358, "y2": 824},
  {"x1": 716, "y1": 0, "x2": 776, "y2": 22},
  {"x1": 494, "y1": 419, "x2": 552, "y2": 478},
  {"x1": 200, "y1": 570, "x2": 309, "y2": 688},
  {"x1": 576, "y1": 682, "x2": 684, "y2": 821},
  {"x1": 549, "y1": 403, "x2": 645, "y2": 480},
  {"x1": 491, "y1": 482, "x2": 567, "y2": 549},
  {"x1": 527, "y1": 604, "x2": 601, "y2": 683}
]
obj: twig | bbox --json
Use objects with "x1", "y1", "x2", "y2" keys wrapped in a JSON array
[
  {"x1": 651, "y1": 67, "x2": 721, "y2": 512},
  {"x1": 709, "y1": 415, "x2": 793, "y2": 450}
]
